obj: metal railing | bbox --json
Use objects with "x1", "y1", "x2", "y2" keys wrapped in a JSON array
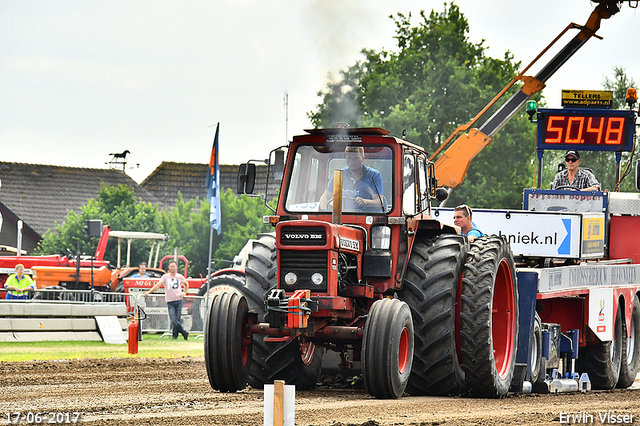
[
  {"x1": 132, "y1": 293, "x2": 206, "y2": 335},
  {"x1": 0, "y1": 289, "x2": 207, "y2": 335}
]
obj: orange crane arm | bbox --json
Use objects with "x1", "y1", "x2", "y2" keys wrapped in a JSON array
[{"x1": 431, "y1": 0, "x2": 628, "y2": 188}]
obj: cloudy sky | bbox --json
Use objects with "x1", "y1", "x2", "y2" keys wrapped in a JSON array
[{"x1": 1, "y1": 1, "x2": 638, "y2": 184}]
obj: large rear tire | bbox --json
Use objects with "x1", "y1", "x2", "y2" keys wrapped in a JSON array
[
  {"x1": 243, "y1": 233, "x2": 324, "y2": 390},
  {"x1": 204, "y1": 287, "x2": 251, "y2": 392},
  {"x1": 576, "y1": 300, "x2": 623, "y2": 390},
  {"x1": 362, "y1": 298, "x2": 414, "y2": 399},
  {"x1": 398, "y1": 234, "x2": 468, "y2": 396},
  {"x1": 618, "y1": 295, "x2": 640, "y2": 388},
  {"x1": 460, "y1": 235, "x2": 518, "y2": 398}
]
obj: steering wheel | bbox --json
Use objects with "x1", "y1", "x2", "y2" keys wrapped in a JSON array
[
  {"x1": 325, "y1": 196, "x2": 356, "y2": 210},
  {"x1": 554, "y1": 185, "x2": 580, "y2": 191},
  {"x1": 66, "y1": 248, "x2": 76, "y2": 260}
]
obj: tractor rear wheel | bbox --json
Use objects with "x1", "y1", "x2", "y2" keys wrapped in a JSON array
[
  {"x1": 618, "y1": 295, "x2": 640, "y2": 388},
  {"x1": 243, "y1": 233, "x2": 324, "y2": 390},
  {"x1": 362, "y1": 298, "x2": 414, "y2": 399},
  {"x1": 398, "y1": 234, "x2": 468, "y2": 396},
  {"x1": 460, "y1": 235, "x2": 518, "y2": 398},
  {"x1": 576, "y1": 300, "x2": 623, "y2": 389},
  {"x1": 204, "y1": 287, "x2": 251, "y2": 392}
]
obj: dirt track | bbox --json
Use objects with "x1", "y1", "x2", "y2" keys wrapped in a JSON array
[{"x1": 1, "y1": 357, "x2": 639, "y2": 426}]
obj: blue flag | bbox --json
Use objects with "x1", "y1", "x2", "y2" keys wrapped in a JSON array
[{"x1": 207, "y1": 124, "x2": 221, "y2": 234}]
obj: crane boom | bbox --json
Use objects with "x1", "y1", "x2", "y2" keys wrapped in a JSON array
[{"x1": 432, "y1": 0, "x2": 631, "y2": 189}]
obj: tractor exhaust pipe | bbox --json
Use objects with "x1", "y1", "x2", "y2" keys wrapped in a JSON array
[{"x1": 332, "y1": 170, "x2": 343, "y2": 225}]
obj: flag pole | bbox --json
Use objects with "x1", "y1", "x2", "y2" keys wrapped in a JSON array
[
  {"x1": 204, "y1": 122, "x2": 221, "y2": 321},
  {"x1": 206, "y1": 225, "x2": 214, "y2": 309}
]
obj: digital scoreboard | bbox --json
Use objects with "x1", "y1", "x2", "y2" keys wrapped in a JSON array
[{"x1": 536, "y1": 108, "x2": 636, "y2": 152}]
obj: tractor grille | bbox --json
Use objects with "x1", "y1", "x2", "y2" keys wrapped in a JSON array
[{"x1": 279, "y1": 249, "x2": 327, "y2": 292}]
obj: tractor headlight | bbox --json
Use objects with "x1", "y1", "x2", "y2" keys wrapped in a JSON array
[
  {"x1": 371, "y1": 226, "x2": 391, "y2": 249},
  {"x1": 311, "y1": 272, "x2": 324, "y2": 286},
  {"x1": 284, "y1": 272, "x2": 298, "y2": 286}
]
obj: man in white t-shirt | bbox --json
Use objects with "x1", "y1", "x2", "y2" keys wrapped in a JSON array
[{"x1": 146, "y1": 260, "x2": 190, "y2": 340}]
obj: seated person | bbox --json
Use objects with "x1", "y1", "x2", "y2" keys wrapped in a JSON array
[
  {"x1": 453, "y1": 205, "x2": 484, "y2": 242},
  {"x1": 319, "y1": 146, "x2": 384, "y2": 212},
  {"x1": 551, "y1": 150, "x2": 600, "y2": 191},
  {"x1": 132, "y1": 262, "x2": 149, "y2": 278},
  {"x1": 4, "y1": 264, "x2": 35, "y2": 300}
]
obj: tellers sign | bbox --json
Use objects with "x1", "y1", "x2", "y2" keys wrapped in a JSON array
[{"x1": 537, "y1": 108, "x2": 636, "y2": 152}]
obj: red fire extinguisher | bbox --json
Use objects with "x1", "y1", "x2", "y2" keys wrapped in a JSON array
[{"x1": 128, "y1": 310, "x2": 139, "y2": 355}]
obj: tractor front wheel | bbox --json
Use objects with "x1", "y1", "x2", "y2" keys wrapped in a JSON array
[
  {"x1": 362, "y1": 298, "x2": 414, "y2": 399},
  {"x1": 204, "y1": 287, "x2": 251, "y2": 392}
]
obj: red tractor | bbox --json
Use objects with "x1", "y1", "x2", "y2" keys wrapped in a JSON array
[
  {"x1": 204, "y1": 129, "x2": 516, "y2": 398},
  {"x1": 204, "y1": 0, "x2": 639, "y2": 399}
]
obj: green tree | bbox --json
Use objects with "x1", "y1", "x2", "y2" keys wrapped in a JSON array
[
  {"x1": 213, "y1": 189, "x2": 275, "y2": 268},
  {"x1": 309, "y1": 3, "x2": 538, "y2": 209},
  {"x1": 35, "y1": 184, "x2": 164, "y2": 266},
  {"x1": 36, "y1": 184, "x2": 276, "y2": 279},
  {"x1": 160, "y1": 189, "x2": 273, "y2": 278}
]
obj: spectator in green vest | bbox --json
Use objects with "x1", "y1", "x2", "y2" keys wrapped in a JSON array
[{"x1": 4, "y1": 264, "x2": 35, "y2": 300}]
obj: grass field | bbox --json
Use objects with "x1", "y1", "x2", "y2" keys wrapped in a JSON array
[{"x1": 0, "y1": 333, "x2": 204, "y2": 362}]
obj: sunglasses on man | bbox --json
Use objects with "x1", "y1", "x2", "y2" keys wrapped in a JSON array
[{"x1": 565, "y1": 157, "x2": 579, "y2": 163}]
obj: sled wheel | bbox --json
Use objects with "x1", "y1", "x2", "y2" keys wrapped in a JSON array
[
  {"x1": 204, "y1": 287, "x2": 251, "y2": 392},
  {"x1": 577, "y1": 300, "x2": 623, "y2": 389},
  {"x1": 617, "y1": 295, "x2": 640, "y2": 388},
  {"x1": 398, "y1": 234, "x2": 468, "y2": 396},
  {"x1": 461, "y1": 235, "x2": 518, "y2": 398},
  {"x1": 362, "y1": 298, "x2": 414, "y2": 399},
  {"x1": 529, "y1": 313, "x2": 543, "y2": 384},
  {"x1": 243, "y1": 233, "x2": 324, "y2": 390}
]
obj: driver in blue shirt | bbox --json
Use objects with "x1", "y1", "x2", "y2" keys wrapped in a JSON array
[{"x1": 319, "y1": 146, "x2": 383, "y2": 212}]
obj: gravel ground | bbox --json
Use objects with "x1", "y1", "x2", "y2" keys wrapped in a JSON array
[{"x1": 1, "y1": 357, "x2": 639, "y2": 426}]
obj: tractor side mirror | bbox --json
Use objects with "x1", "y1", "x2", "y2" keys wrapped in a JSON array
[
  {"x1": 435, "y1": 187, "x2": 449, "y2": 202},
  {"x1": 237, "y1": 163, "x2": 256, "y2": 195},
  {"x1": 273, "y1": 150, "x2": 285, "y2": 180}
]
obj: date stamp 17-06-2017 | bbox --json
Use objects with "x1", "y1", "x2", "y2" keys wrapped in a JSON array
[{"x1": 4, "y1": 412, "x2": 81, "y2": 424}]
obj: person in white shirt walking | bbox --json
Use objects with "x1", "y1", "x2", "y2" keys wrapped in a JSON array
[{"x1": 146, "y1": 260, "x2": 189, "y2": 340}]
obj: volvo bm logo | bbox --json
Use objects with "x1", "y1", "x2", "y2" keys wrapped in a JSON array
[
  {"x1": 281, "y1": 227, "x2": 326, "y2": 245},
  {"x1": 283, "y1": 233, "x2": 323, "y2": 239}
]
